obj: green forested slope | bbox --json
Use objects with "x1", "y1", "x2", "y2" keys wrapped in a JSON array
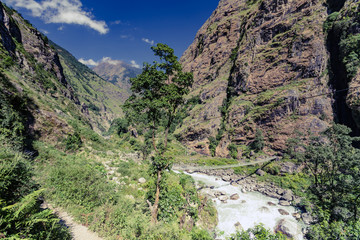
[{"x1": 52, "y1": 41, "x2": 129, "y2": 132}]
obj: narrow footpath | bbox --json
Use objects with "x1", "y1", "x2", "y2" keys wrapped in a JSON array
[{"x1": 42, "y1": 202, "x2": 103, "y2": 240}]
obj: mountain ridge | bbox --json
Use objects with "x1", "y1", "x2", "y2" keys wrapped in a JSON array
[{"x1": 178, "y1": 0, "x2": 335, "y2": 157}]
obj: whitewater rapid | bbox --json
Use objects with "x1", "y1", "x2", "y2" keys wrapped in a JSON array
[{"x1": 183, "y1": 172, "x2": 305, "y2": 239}]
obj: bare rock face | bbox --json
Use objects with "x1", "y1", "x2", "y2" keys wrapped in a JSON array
[
  {"x1": 178, "y1": 0, "x2": 333, "y2": 154},
  {"x1": 0, "y1": 3, "x2": 78, "y2": 104}
]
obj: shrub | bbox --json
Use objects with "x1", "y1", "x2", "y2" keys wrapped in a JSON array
[
  {"x1": 228, "y1": 143, "x2": 238, "y2": 159},
  {"x1": 229, "y1": 224, "x2": 287, "y2": 240},
  {"x1": 108, "y1": 118, "x2": 129, "y2": 136},
  {"x1": 65, "y1": 131, "x2": 82, "y2": 150},
  {"x1": 250, "y1": 129, "x2": 264, "y2": 152},
  {"x1": 191, "y1": 228, "x2": 213, "y2": 240},
  {"x1": 208, "y1": 137, "x2": 218, "y2": 157}
]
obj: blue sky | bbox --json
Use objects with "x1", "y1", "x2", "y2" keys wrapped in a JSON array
[{"x1": 3, "y1": 0, "x2": 219, "y2": 68}]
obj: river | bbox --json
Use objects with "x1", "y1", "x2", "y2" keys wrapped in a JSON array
[{"x1": 183, "y1": 172, "x2": 305, "y2": 239}]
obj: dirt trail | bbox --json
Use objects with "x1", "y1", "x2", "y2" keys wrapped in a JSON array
[{"x1": 42, "y1": 202, "x2": 103, "y2": 240}]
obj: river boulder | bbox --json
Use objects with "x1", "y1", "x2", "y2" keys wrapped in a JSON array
[
  {"x1": 218, "y1": 195, "x2": 229, "y2": 202},
  {"x1": 230, "y1": 193, "x2": 240, "y2": 200},
  {"x1": 279, "y1": 200, "x2": 291, "y2": 206},
  {"x1": 275, "y1": 219, "x2": 300, "y2": 238},
  {"x1": 234, "y1": 222, "x2": 243, "y2": 231},
  {"x1": 278, "y1": 209, "x2": 290, "y2": 215}
]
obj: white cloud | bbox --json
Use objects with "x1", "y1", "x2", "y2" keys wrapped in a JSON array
[
  {"x1": 78, "y1": 58, "x2": 98, "y2": 66},
  {"x1": 142, "y1": 38, "x2": 154, "y2": 45},
  {"x1": 58, "y1": 26, "x2": 64, "y2": 31},
  {"x1": 4, "y1": 0, "x2": 109, "y2": 34},
  {"x1": 79, "y1": 57, "x2": 141, "y2": 69},
  {"x1": 101, "y1": 57, "x2": 121, "y2": 65},
  {"x1": 130, "y1": 60, "x2": 140, "y2": 69}
]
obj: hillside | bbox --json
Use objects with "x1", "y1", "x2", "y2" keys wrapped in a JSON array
[
  {"x1": 177, "y1": 0, "x2": 357, "y2": 157},
  {"x1": 52, "y1": 42, "x2": 128, "y2": 132}
]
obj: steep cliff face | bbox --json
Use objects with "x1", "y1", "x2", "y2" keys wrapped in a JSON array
[
  {"x1": 0, "y1": 4, "x2": 77, "y2": 102},
  {"x1": 325, "y1": 0, "x2": 360, "y2": 135},
  {"x1": 0, "y1": 2, "x2": 123, "y2": 142},
  {"x1": 178, "y1": 0, "x2": 334, "y2": 156}
]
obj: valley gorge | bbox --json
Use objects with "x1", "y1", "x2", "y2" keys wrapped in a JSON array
[{"x1": 1, "y1": 0, "x2": 360, "y2": 239}]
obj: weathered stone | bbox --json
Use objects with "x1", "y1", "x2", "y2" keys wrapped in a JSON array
[
  {"x1": 301, "y1": 213, "x2": 314, "y2": 225},
  {"x1": 256, "y1": 169, "x2": 266, "y2": 176},
  {"x1": 278, "y1": 209, "x2": 290, "y2": 215},
  {"x1": 267, "y1": 202, "x2": 276, "y2": 206},
  {"x1": 281, "y1": 190, "x2": 294, "y2": 202},
  {"x1": 292, "y1": 213, "x2": 301, "y2": 220},
  {"x1": 279, "y1": 200, "x2": 291, "y2": 206},
  {"x1": 218, "y1": 195, "x2": 229, "y2": 202},
  {"x1": 222, "y1": 175, "x2": 231, "y2": 181},
  {"x1": 230, "y1": 193, "x2": 240, "y2": 200},
  {"x1": 234, "y1": 222, "x2": 243, "y2": 231},
  {"x1": 275, "y1": 219, "x2": 297, "y2": 238}
]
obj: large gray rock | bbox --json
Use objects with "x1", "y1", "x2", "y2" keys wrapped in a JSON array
[
  {"x1": 301, "y1": 213, "x2": 314, "y2": 225},
  {"x1": 280, "y1": 190, "x2": 294, "y2": 201},
  {"x1": 222, "y1": 175, "x2": 231, "y2": 181},
  {"x1": 256, "y1": 169, "x2": 266, "y2": 176},
  {"x1": 275, "y1": 219, "x2": 299, "y2": 238},
  {"x1": 278, "y1": 209, "x2": 290, "y2": 215},
  {"x1": 218, "y1": 195, "x2": 229, "y2": 202},
  {"x1": 279, "y1": 200, "x2": 291, "y2": 206}
]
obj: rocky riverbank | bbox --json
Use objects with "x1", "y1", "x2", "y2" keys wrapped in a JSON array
[
  {"x1": 176, "y1": 167, "x2": 315, "y2": 232},
  {"x1": 182, "y1": 171, "x2": 307, "y2": 239}
]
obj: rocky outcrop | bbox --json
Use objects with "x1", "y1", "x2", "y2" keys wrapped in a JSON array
[
  {"x1": 0, "y1": 3, "x2": 78, "y2": 104},
  {"x1": 178, "y1": 0, "x2": 334, "y2": 155}
]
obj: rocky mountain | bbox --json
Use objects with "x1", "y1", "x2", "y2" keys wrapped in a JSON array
[
  {"x1": 177, "y1": 0, "x2": 358, "y2": 157},
  {"x1": 92, "y1": 60, "x2": 141, "y2": 96},
  {"x1": 0, "y1": 2, "x2": 125, "y2": 142}
]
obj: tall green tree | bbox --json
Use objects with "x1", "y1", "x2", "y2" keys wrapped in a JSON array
[
  {"x1": 305, "y1": 124, "x2": 360, "y2": 222},
  {"x1": 123, "y1": 43, "x2": 193, "y2": 223}
]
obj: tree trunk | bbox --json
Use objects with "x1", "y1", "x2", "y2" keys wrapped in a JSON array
[
  {"x1": 150, "y1": 170, "x2": 162, "y2": 224},
  {"x1": 152, "y1": 127, "x2": 158, "y2": 154},
  {"x1": 164, "y1": 114, "x2": 173, "y2": 151}
]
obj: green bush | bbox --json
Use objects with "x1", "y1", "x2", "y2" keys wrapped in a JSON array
[
  {"x1": 229, "y1": 224, "x2": 287, "y2": 240},
  {"x1": 191, "y1": 227, "x2": 213, "y2": 240},
  {"x1": 44, "y1": 155, "x2": 113, "y2": 209},
  {"x1": 0, "y1": 145, "x2": 70, "y2": 239},
  {"x1": 65, "y1": 131, "x2": 82, "y2": 150},
  {"x1": 108, "y1": 118, "x2": 129, "y2": 136},
  {"x1": 0, "y1": 148, "x2": 33, "y2": 203},
  {"x1": 250, "y1": 129, "x2": 264, "y2": 152},
  {"x1": 208, "y1": 137, "x2": 218, "y2": 157},
  {"x1": 228, "y1": 143, "x2": 238, "y2": 159}
]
